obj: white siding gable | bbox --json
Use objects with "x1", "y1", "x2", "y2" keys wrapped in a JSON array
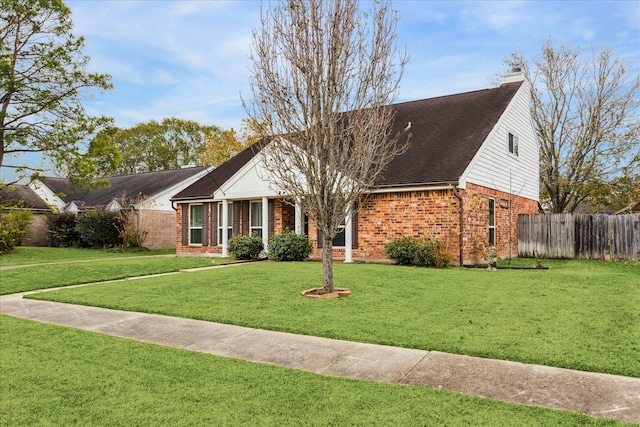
[
  {"x1": 459, "y1": 80, "x2": 539, "y2": 201},
  {"x1": 214, "y1": 156, "x2": 284, "y2": 200},
  {"x1": 137, "y1": 168, "x2": 210, "y2": 211},
  {"x1": 28, "y1": 181, "x2": 66, "y2": 210}
]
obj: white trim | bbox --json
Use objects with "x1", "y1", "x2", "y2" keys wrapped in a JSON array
[
  {"x1": 261, "y1": 196, "x2": 269, "y2": 252},
  {"x1": 221, "y1": 199, "x2": 229, "y2": 257},
  {"x1": 189, "y1": 203, "x2": 203, "y2": 246},
  {"x1": 369, "y1": 184, "x2": 458, "y2": 194},
  {"x1": 294, "y1": 203, "x2": 303, "y2": 234},
  {"x1": 344, "y1": 212, "x2": 353, "y2": 263}
]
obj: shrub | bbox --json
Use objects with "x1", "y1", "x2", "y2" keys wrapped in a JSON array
[
  {"x1": 47, "y1": 212, "x2": 80, "y2": 247},
  {"x1": 385, "y1": 236, "x2": 450, "y2": 268},
  {"x1": 75, "y1": 209, "x2": 125, "y2": 249},
  {"x1": 0, "y1": 207, "x2": 33, "y2": 253},
  {"x1": 268, "y1": 231, "x2": 312, "y2": 261},
  {"x1": 228, "y1": 233, "x2": 264, "y2": 260}
]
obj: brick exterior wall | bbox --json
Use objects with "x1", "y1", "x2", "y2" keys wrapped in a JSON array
[
  {"x1": 308, "y1": 184, "x2": 537, "y2": 264},
  {"x1": 176, "y1": 186, "x2": 538, "y2": 262},
  {"x1": 135, "y1": 210, "x2": 178, "y2": 249}
]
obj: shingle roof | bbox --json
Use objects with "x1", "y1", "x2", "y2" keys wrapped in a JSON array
[
  {"x1": 380, "y1": 81, "x2": 522, "y2": 187},
  {"x1": 172, "y1": 81, "x2": 522, "y2": 200},
  {"x1": 43, "y1": 167, "x2": 207, "y2": 206},
  {"x1": 171, "y1": 141, "x2": 269, "y2": 200},
  {"x1": 0, "y1": 185, "x2": 51, "y2": 211}
]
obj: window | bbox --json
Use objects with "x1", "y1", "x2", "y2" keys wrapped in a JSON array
[
  {"x1": 250, "y1": 201, "x2": 263, "y2": 237},
  {"x1": 218, "y1": 203, "x2": 233, "y2": 244},
  {"x1": 508, "y1": 132, "x2": 519, "y2": 156},
  {"x1": 488, "y1": 198, "x2": 496, "y2": 246},
  {"x1": 332, "y1": 218, "x2": 346, "y2": 247},
  {"x1": 189, "y1": 204, "x2": 203, "y2": 245}
]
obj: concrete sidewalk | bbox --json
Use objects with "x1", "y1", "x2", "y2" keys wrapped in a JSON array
[{"x1": 1, "y1": 292, "x2": 639, "y2": 424}]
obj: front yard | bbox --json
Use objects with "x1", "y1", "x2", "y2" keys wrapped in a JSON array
[
  {"x1": 22, "y1": 257, "x2": 640, "y2": 378},
  {"x1": 1, "y1": 248, "x2": 637, "y2": 425}
]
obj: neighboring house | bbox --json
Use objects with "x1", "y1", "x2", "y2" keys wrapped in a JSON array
[
  {"x1": 29, "y1": 167, "x2": 210, "y2": 249},
  {"x1": 0, "y1": 185, "x2": 52, "y2": 246},
  {"x1": 171, "y1": 70, "x2": 539, "y2": 264}
]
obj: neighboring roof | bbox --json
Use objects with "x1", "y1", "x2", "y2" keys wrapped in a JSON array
[
  {"x1": 0, "y1": 185, "x2": 51, "y2": 211},
  {"x1": 172, "y1": 81, "x2": 522, "y2": 200},
  {"x1": 42, "y1": 166, "x2": 207, "y2": 206}
]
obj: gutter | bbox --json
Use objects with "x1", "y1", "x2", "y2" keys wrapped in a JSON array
[{"x1": 452, "y1": 184, "x2": 464, "y2": 266}]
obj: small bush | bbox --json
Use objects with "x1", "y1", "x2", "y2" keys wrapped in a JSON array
[
  {"x1": 47, "y1": 213, "x2": 80, "y2": 247},
  {"x1": 268, "y1": 231, "x2": 312, "y2": 261},
  {"x1": 75, "y1": 209, "x2": 125, "y2": 249},
  {"x1": 0, "y1": 207, "x2": 33, "y2": 253},
  {"x1": 228, "y1": 233, "x2": 264, "y2": 260},
  {"x1": 385, "y1": 236, "x2": 450, "y2": 268}
]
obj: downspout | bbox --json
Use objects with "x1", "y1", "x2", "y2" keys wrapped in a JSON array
[{"x1": 452, "y1": 185, "x2": 464, "y2": 266}]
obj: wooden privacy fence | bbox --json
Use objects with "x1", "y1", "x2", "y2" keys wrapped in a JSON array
[{"x1": 518, "y1": 213, "x2": 640, "y2": 260}]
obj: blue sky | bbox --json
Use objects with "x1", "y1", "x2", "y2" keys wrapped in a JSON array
[{"x1": 4, "y1": 0, "x2": 639, "y2": 181}]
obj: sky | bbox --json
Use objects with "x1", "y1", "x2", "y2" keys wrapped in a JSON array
[{"x1": 4, "y1": 0, "x2": 640, "y2": 181}]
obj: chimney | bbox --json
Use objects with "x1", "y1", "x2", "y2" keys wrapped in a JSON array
[{"x1": 501, "y1": 67, "x2": 525, "y2": 84}]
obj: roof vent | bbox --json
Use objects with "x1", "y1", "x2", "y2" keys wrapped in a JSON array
[{"x1": 511, "y1": 67, "x2": 522, "y2": 73}]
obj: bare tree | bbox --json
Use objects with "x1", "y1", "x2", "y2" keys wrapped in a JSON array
[
  {"x1": 507, "y1": 41, "x2": 640, "y2": 213},
  {"x1": 244, "y1": 0, "x2": 408, "y2": 293}
]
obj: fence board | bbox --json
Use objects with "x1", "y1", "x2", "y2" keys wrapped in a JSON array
[{"x1": 518, "y1": 213, "x2": 640, "y2": 260}]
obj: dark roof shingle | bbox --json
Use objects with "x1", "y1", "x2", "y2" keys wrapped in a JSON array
[
  {"x1": 43, "y1": 167, "x2": 207, "y2": 206},
  {"x1": 172, "y1": 82, "x2": 522, "y2": 200}
]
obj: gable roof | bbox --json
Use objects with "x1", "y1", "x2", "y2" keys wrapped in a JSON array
[
  {"x1": 380, "y1": 81, "x2": 522, "y2": 187},
  {"x1": 42, "y1": 167, "x2": 207, "y2": 207},
  {"x1": 0, "y1": 185, "x2": 51, "y2": 211},
  {"x1": 172, "y1": 81, "x2": 523, "y2": 200},
  {"x1": 171, "y1": 141, "x2": 268, "y2": 201}
]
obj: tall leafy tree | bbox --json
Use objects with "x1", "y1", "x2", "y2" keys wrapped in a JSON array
[
  {"x1": 244, "y1": 0, "x2": 408, "y2": 293},
  {"x1": 95, "y1": 118, "x2": 220, "y2": 176},
  {"x1": 200, "y1": 119, "x2": 263, "y2": 167},
  {"x1": 506, "y1": 41, "x2": 640, "y2": 213},
  {"x1": 1, "y1": 0, "x2": 113, "y2": 185}
]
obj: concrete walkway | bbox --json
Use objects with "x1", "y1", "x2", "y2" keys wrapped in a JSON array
[{"x1": 1, "y1": 290, "x2": 639, "y2": 424}]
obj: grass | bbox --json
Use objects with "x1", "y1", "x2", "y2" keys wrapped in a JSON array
[
  {"x1": 0, "y1": 256, "x2": 229, "y2": 295},
  {"x1": 0, "y1": 315, "x2": 623, "y2": 427},
  {"x1": 0, "y1": 246, "x2": 176, "y2": 266},
  {"x1": 28, "y1": 259, "x2": 640, "y2": 378}
]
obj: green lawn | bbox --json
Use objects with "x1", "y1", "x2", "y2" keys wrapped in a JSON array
[
  {"x1": 0, "y1": 246, "x2": 176, "y2": 266},
  {"x1": 28, "y1": 259, "x2": 640, "y2": 378},
  {"x1": 0, "y1": 315, "x2": 623, "y2": 427}
]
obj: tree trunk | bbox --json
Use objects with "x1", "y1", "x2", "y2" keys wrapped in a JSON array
[{"x1": 322, "y1": 235, "x2": 334, "y2": 294}]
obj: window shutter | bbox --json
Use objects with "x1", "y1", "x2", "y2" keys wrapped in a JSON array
[
  {"x1": 242, "y1": 201, "x2": 249, "y2": 236},
  {"x1": 181, "y1": 204, "x2": 188, "y2": 246},
  {"x1": 351, "y1": 208, "x2": 358, "y2": 249},
  {"x1": 202, "y1": 203, "x2": 209, "y2": 246},
  {"x1": 232, "y1": 201, "x2": 240, "y2": 236},
  {"x1": 316, "y1": 219, "x2": 323, "y2": 248},
  {"x1": 210, "y1": 202, "x2": 218, "y2": 246},
  {"x1": 268, "y1": 199, "x2": 275, "y2": 238}
]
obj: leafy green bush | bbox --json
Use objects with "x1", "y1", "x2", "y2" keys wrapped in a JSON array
[
  {"x1": 75, "y1": 209, "x2": 125, "y2": 249},
  {"x1": 47, "y1": 213, "x2": 80, "y2": 247},
  {"x1": 268, "y1": 231, "x2": 312, "y2": 261},
  {"x1": 385, "y1": 237, "x2": 450, "y2": 267},
  {"x1": 228, "y1": 234, "x2": 264, "y2": 260},
  {"x1": 0, "y1": 207, "x2": 33, "y2": 253}
]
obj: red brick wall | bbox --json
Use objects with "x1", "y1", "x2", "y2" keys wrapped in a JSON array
[
  {"x1": 176, "y1": 187, "x2": 538, "y2": 262},
  {"x1": 308, "y1": 185, "x2": 537, "y2": 264},
  {"x1": 461, "y1": 183, "x2": 538, "y2": 262}
]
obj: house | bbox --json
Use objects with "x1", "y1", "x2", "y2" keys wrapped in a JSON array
[
  {"x1": 170, "y1": 70, "x2": 539, "y2": 264},
  {"x1": 29, "y1": 166, "x2": 210, "y2": 249},
  {"x1": 0, "y1": 184, "x2": 52, "y2": 246}
]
